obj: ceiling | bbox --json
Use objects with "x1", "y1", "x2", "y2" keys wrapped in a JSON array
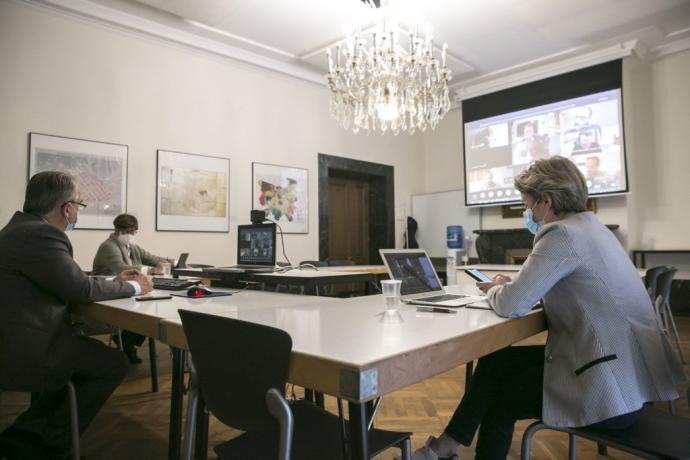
[{"x1": 49, "y1": 0, "x2": 690, "y2": 98}]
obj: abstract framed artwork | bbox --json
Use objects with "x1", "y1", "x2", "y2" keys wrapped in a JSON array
[
  {"x1": 156, "y1": 150, "x2": 230, "y2": 232},
  {"x1": 28, "y1": 132, "x2": 128, "y2": 230},
  {"x1": 252, "y1": 162, "x2": 308, "y2": 234}
]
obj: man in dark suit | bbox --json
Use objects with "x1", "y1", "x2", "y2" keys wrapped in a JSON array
[{"x1": 0, "y1": 171, "x2": 153, "y2": 460}]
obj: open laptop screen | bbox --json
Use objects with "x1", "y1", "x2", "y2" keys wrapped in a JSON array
[
  {"x1": 382, "y1": 251, "x2": 443, "y2": 295},
  {"x1": 237, "y1": 223, "x2": 276, "y2": 266}
]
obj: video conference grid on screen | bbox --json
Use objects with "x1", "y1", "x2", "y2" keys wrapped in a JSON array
[
  {"x1": 464, "y1": 89, "x2": 627, "y2": 206},
  {"x1": 386, "y1": 252, "x2": 442, "y2": 296},
  {"x1": 238, "y1": 226, "x2": 274, "y2": 264}
]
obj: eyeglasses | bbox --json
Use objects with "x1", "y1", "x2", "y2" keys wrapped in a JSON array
[{"x1": 65, "y1": 200, "x2": 87, "y2": 210}]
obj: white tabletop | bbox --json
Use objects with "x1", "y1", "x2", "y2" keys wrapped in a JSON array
[{"x1": 160, "y1": 285, "x2": 527, "y2": 367}]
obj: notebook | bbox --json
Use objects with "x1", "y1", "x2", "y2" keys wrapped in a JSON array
[
  {"x1": 379, "y1": 249, "x2": 485, "y2": 308},
  {"x1": 221, "y1": 223, "x2": 277, "y2": 273}
]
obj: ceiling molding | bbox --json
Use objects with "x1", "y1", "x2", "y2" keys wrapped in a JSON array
[
  {"x1": 25, "y1": 0, "x2": 326, "y2": 86},
  {"x1": 651, "y1": 35, "x2": 690, "y2": 59},
  {"x1": 452, "y1": 41, "x2": 638, "y2": 102},
  {"x1": 298, "y1": 23, "x2": 475, "y2": 76}
]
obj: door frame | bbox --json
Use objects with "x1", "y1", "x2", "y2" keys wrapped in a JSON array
[{"x1": 318, "y1": 153, "x2": 394, "y2": 263}]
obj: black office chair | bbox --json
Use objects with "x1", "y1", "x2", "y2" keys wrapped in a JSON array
[
  {"x1": 178, "y1": 310, "x2": 411, "y2": 460},
  {"x1": 520, "y1": 405, "x2": 690, "y2": 460},
  {"x1": 644, "y1": 265, "x2": 668, "y2": 303},
  {"x1": 656, "y1": 267, "x2": 686, "y2": 365},
  {"x1": 0, "y1": 381, "x2": 80, "y2": 460}
]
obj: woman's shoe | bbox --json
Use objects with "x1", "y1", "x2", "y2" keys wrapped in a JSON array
[{"x1": 410, "y1": 436, "x2": 459, "y2": 460}]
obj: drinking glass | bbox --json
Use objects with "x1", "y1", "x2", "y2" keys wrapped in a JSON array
[{"x1": 380, "y1": 279, "x2": 402, "y2": 309}]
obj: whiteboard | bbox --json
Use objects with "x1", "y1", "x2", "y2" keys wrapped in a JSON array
[{"x1": 411, "y1": 189, "x2": 480, "y2": 258}]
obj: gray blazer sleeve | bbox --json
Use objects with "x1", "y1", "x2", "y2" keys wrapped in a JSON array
[
  {"x1": 22, "y1": 227, "x2": 134, "y2": 304},
  {"x1": 135, "y1": 245, "x2": 169, "y2": 267},
  {"x1": 92, "y1": 239, "x2": 136, "y2": 275},
  {"x1": 488, "y1": 224, "x2": 577, "y2": 318}
]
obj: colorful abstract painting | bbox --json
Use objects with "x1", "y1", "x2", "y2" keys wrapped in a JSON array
[{"x1": 252, "y1": 162, "x2": 308, "y2": 233}]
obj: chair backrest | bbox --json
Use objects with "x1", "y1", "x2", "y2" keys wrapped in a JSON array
[
  {"x1": 299, "y1": 260, "x2": 328, "y2": 267},
  {"x1": 644, "y1": 265, "x2": 668, "y2": 301},
  {"x1": 656, "y1": 267, "x2": 677, "y2": 305},
  {"x1": 178, "y1": 310, "x2": 293, "y2": 432},
  {"x1": 328, "y1": 259, "x2": 355, "y2": 266}
]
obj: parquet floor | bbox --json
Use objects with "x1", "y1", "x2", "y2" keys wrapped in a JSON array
[{"x1": 1, "y1": 318, "x2": 688, "y2": 460}]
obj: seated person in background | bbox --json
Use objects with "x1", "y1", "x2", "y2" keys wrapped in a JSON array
[
  {"x1": 0, "y1": 171, "x2": 152, "y2": 460},
  {"x1": 571, "y1": 127, "x2": 601, "y2": 154},
  {"x1": 92, "y1": 213, "x2": 171, "y2": 363},
  {"x1": 513, "y1": 121, "x2": 548, "y2": 164},
  {"x1": 585, "y1": 155, "x2": 603, "y2": 179},
  {"x1": 411, "y1": 157, "x2": 685, "y2": 460}
]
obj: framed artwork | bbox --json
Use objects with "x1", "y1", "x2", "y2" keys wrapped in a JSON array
[
  {"x1": 156, "y1": 150, "x2": 230, "y2": 232},
  {"x1": 28, "y1": 132, "x2": 128, "y2": 230},
  {"x1": 252, "y1": 162, "x2": 309, "y2": 234}
]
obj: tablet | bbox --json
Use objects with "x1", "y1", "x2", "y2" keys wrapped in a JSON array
[{"x1": 464, "y1": 268, "x2": 492, "y2": 282}]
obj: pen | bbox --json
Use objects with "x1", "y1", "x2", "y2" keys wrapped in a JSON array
[{"x1": 417, "y1": 307, "x2": 457, "y2": 314}]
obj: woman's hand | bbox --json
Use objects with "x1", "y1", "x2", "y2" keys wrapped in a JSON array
[{"x1": 476, "y1": 274, "x2": 512, "y2": 293}]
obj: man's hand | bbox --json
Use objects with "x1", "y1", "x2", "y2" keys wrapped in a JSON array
[
  {"x1": 116, "y1": 269, "x2": 141, "y2": 282},
  {"x1": 477, "y1": 274, "x2": 512, "y2": 294},
  {"x1": 135, "y1": 274, "x2": 154, "y2": 295}
]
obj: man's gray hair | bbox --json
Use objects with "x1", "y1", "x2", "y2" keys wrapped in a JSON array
[{"x1": 23, "y1": 171, "x2": 77, "y2": 216}]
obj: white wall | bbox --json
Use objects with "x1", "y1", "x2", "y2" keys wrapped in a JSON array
[{"x1": 0, "y1": 0, "x2": 426, "y2": 268}]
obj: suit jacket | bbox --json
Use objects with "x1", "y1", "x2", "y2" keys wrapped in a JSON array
[
  {"x1": 0, "y1": 212, "x2": 135, "y2": 391},
  {"x1": 91, "y1": 233, "x2": 168, "y2": 276},
  {"x1": 488, "y1": 212, "x2": 685, "y2": 427}
]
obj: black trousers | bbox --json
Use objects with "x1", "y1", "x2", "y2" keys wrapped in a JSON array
[
  {"x1": 11, "y1": 335, "x2": 127, "y2": 452},
  {"x1": 445, "y1": 346, "x2": 545, "y2": 460},
  {"x1": 445, "y1": 346, "x2": 642, "y2": 460},
  {"x1": 120, "y1": 330, "x2": 145, "y2": 350}
]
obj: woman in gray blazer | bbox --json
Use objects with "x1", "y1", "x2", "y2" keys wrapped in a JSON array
[
  {"x1": 92, "y1": 214, "x2": 171, "y2": 363},
  {"x1": 413, "y1": 157, "x2": 685, "y2": 460}
]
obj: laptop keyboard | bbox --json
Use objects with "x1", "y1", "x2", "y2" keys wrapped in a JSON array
[
  {"x1": 416, "y1": 294, "x2": 467, "y2": 303},
  {"x1": 153, "y1": 278, "x2": 199, "y2": 290}
]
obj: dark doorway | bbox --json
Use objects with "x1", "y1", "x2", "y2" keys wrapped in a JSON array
[
  {"x1": 328, "y1": 176, "x2": 370, "y2": 264},
  {"x1": 318, "y1": 153, "x2": 394, "y2": 264}
]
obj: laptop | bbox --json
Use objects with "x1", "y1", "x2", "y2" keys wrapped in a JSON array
[
  {"x1": 379, "y1": 249, "x2": 485, "y2": 308},
  {"x1": 216, "y1": 223, "x2": 277, "y2": 273}
]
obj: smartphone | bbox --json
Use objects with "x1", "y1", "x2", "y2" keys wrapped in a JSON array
[
  {"x1": 464, "y1": 268, "x2": 492, "y2": 282},
  {"x1": 135, "y1": 294, "x2": 173, "y2": 301}
]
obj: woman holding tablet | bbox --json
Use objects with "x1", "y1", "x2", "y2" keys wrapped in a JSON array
[{"x1": 412, "y1": 156, "x2": 685, "y2": 460}]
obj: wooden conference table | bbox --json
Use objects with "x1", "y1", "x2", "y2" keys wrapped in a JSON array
[{"x1": 75, "y1": 284, "x2": 546, "y2": 460}]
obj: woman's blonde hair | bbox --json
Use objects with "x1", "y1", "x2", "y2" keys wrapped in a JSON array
[{"x1": 514, "y1": 156, "x2": 588, "y2": 214}]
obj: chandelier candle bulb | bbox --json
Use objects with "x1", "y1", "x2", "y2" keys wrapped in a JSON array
[{"x1": 325, "y1": 0, "x2": 452, "y2": 135}]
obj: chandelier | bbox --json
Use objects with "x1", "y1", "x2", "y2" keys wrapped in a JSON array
[{"x1": 325, "y1": 0, "x2": 452, "y2": 135}]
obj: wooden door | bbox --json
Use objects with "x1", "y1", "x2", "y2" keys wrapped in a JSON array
[{"x1": 328, "y1": 176, "x2": 370, "y2": 264}]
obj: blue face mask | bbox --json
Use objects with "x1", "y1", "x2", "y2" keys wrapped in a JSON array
[
  {"x1": 65, "y1": 204, "x2": 78, "y2": 231},
  {"x1": 523, "y1": 207, "x2": 544, "y2": 235}
]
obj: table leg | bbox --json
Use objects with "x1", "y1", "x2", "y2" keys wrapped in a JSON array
[
  {"x1": 348, "y1": 401, "x2": 369, "y2": 460},
  {"x1": 148, "y1": 337, "x2": 158, "y2": 393},
  {"x1": 169, "y1": 348, "x2": 186, "y2": 460},
  {"x1": 465, "y1": 360, "x2": 474, "y2": 392},
  {"x1": 194, "y1": 396, "x2": 209, "y2": 460}
]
